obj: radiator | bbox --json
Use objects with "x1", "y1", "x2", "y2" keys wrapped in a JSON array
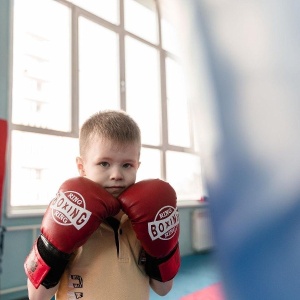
[{"x1": 192, "y1": 208, "x2": 214, "y2": 252}]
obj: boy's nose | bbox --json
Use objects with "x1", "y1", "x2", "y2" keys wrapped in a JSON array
[{"x1": 110, "y1": 167, "x2": 123, "y2": 180}]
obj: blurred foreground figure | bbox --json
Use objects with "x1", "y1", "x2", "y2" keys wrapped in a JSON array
[{"x1": 160, "y1": 0, "x2": 300, "y2": 299}]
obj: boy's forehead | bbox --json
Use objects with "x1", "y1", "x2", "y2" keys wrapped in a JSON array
[{"x1": 91, "y1": 135, "x2": 141, "y2": 151}]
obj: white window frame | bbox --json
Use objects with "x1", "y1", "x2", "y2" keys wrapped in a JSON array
[{"x1": 7, "y1": 0, "x2": 205, "y2": 217}]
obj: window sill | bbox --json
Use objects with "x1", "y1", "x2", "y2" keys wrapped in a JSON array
[
  {"x1": 177, "y1": 199, "x2": 209, "y2": 208},
  {"x1": 7, "y1": 199, "x2": 208, "y2": 218},
  {"x1": 7, "y1": 206, "x2": 47, "y2": 218}
]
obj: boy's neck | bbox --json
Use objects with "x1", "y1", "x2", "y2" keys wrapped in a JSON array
[{"x1": 114, "y1": 210, "x2": 124, "y2": 221}]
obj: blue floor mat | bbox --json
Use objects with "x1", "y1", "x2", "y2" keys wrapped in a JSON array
[{"x1": 150, "y1": 251, "x2": 221, "y2": 300}]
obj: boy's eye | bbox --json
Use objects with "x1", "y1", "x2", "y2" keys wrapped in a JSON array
[
  {"x1": 123, "y1": 163, "x2": 132, "y2": 169},
  {"x1": 99, "y1": 162, "x2": 109, "y2": 167}
]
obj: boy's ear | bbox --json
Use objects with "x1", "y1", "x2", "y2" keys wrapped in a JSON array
[{"x1": 76, "y1": 156, "x2": 86, "y2": 176}]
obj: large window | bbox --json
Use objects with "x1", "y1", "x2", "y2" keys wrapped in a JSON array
[{"x1": 9, "y1": 0, "x2": 205, "y2": 216}]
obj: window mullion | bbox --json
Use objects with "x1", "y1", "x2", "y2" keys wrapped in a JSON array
[
  {"x1": 70, "y1": 6, "x2": 79, "y2": 136},
  {"x1": 157, "y1": 2, "x2": 168, "y2": 180},
  {"x1": 119, "y1": 0, "x2": 126, "y2": 111},
  {"x1": 71, "y1": 6, "x2": 79, "y2": 136}
]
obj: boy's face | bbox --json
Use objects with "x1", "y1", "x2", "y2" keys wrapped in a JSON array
[{"x1": 76, "y1": 136, "x2": 140, "y2": 198}]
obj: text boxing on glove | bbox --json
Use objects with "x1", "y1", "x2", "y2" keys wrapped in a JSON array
[
  {"x1": 24, "y1": 177, "x2": 120, "y2": 289},
  {"x1": 118, "y1": 179, "x2": 180, "y2": 282}
]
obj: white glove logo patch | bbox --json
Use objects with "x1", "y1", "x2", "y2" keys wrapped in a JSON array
[
  {"x1": 148, "y1": 206, "x2": 179, "y2": 241},
  {"x1": 51, "y1": 191, "x2": 92, "y2": 230}
]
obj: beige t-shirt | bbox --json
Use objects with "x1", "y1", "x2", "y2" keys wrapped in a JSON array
[{"x1": 56, "y1": 214, "x2": 150, "y2": 300}]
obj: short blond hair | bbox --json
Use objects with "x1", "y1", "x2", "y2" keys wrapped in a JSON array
[{"x1": 79, "y1": 110, "x2": 141, "y2": 156}]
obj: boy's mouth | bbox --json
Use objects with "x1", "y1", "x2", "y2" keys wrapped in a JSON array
[{"x1": 105, "y1": 186, "x2": 126, "y2": 196}]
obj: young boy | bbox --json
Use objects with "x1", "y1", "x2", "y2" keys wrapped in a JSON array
[{"x1": 24, "y1": 110, "x2": 180, "y2": 299}]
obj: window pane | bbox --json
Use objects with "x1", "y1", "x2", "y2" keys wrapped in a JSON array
[
  {"x1": 124, "y1": 0, "x2": 158, "y2": 44},
  {"x1": 12, "y1": 0, "x2": 71, "y2": 132},
  {"x1": 159, "y1": 2, "x2": 181, "y2": 55},
  {"x1": 10, "y1": 131, "x2": 78, "y2": 206},
  {"x1": 67, "y1": 0, "x2": 119, "y2": 24},
  {"x1": 125, "y1": 36, "x2": 161, "y2": 146},
  {"x1": 79, "y1": 17, "x2": 120, "y2": 125},
  {"x1": 137, "y1": 147, "x2": 161, "y2": 181},
  {"x1": 166, "y1": 57, "x2": 191, "y2": 147},
  {"x1": 161, "y1": 18, "x2": 181, "y2": 56},
  {"x1": 166, "y1": 151, "x2": 203, "y2": 200}
]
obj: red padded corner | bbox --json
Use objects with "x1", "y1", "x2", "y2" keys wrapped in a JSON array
[{"x1": 0, "y1": 119, "x2": 8, "y2": 221}]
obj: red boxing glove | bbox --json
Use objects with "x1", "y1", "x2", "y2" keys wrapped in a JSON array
[
  {"x1": 118, "y1": 179, "x2": 180, "y2": 282},
  {"x1": 24, "y1": 177, "x2": 120, "y2": 289}
]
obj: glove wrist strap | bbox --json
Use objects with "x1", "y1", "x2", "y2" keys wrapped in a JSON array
[
  {"x1": 24, "y1": 235, "x2": 71, "y2": 289},
  {"x1": 145, "y1": 243, "x2": 180, "y2": 282}
]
